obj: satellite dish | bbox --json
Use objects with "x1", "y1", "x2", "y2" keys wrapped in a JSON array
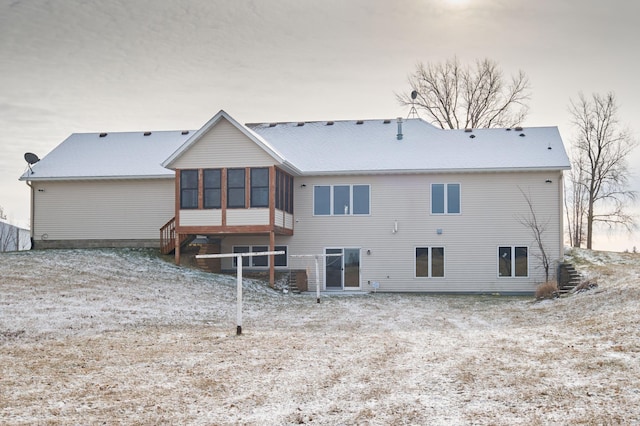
[
  {"x1": 408, "y1": 91, "x2": 419, "y2": 118},
  {"x1": 24, "y1": 152, "x2": 40, "y2": 164},
  {"x1": 24, "y1": 152, "x2": 40, "y2": 175}
]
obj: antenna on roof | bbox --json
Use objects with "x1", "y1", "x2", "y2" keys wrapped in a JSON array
[
  {"x1": 407, "y1": 90, "x2": 419, "y2": 119},
  {"x1": 24, "y1": 152, "x2": 40, "y2": 175}
]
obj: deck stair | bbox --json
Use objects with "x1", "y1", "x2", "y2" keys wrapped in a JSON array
[
  {"x1": 159, "y1": 217, "x2": 195, "y2": 255},
  {"x1": 195, "y1": 242, "x2": 222, "y2": 273},
  {"x1": 558, "y1": 262, "x2": 581, "y2": 294},
  {"x1": 287, "y1": 270, "x2": 307, "y2": 294}
]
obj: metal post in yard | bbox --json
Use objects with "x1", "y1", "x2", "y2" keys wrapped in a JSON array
[{"x1": 196, "y1": 250, "x2": 284, "y2": 336}]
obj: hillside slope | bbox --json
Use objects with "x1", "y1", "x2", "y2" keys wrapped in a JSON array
[{"x1": 1, "y1": 248, "x2": 639, "y2": 425}]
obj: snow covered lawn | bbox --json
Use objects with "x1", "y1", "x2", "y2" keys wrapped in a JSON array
[{"x1": 1, "y1": 248, "x2": 639, "y2": 424}]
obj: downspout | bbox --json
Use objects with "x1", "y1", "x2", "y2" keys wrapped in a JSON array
[{"x1": 25, "y1": 180, "x2": 34, "y2": 249}]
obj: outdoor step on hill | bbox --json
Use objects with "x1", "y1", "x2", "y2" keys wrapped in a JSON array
[
  {"x1": 558, "y1": 262, "x2": 581, "y2": 294},
  {"x1": 195, "y1": 243, "x2": 221, "y2": 273}
]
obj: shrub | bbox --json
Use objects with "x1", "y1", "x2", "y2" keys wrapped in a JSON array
[{"x1": 535, "y1": 281, "x2": 559, "y2": 300}]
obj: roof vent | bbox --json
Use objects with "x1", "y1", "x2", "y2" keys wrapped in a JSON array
[
  {"x1": 469, "y1": 134, "x2": 476, "y2": 139},
  {"x1": 269, "y1": 123, "x2": 277, "y2": 127},
  {"x1": 326, "y1": 121, "x2": 334, "y2": 126},
  {"x1": 181, "y1": 130, "x2": 189, "y2": 135},
  {"x1": 144, "y1": 131, "x2": 151, "y2": 136},
  {"x1": 383, "y1": 119, "x2": 391, "y2": 124},
  {"x1": 99, "y1": 133, "x2": 108, "y2": 138},
  {"x1": 548, "y1": 145, "x2": 552, "y2": 150},
  {"x1": 297, "y1": 122, "x2": 305, "y2": 127},
  {"x1": 515, "y1": 126, "x2": 523, "y2": 131},
  {"x1": 356, "y1": 120, "x2": 364, "y2": 125},
  {"x1": 464, "y1": 128, "x2": 473, "y2": 133},
  {"x1": 519, "y1": 133, "x2": 526, "y2": 137},
  {"x1": 506, "y1": 128, "x2": 512, "y2": 131}
]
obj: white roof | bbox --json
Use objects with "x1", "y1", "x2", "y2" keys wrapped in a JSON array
[
  {"x1": 246, "y1": 119, "x2": 571, "y2": 174},
  {"x1": 20, "y1": 130, "x2": 193, "y2": 181},
  {"x1": 20, "y1": 114, "x2": 570, "y2": 182}
]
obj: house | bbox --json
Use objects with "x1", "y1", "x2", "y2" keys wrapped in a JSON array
[
  {"x1": 0, "y1": 219, "x2": 31, "y2": 252},
  {"x1": 20, "y1": 110, "x2": 571, "y2": 294}
]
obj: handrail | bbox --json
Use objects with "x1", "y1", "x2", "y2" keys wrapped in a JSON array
[{"x1": 159, "y1": 217, "x2": 176, "y2": 255}]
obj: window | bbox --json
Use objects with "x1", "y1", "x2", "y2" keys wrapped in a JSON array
[
  {"x1": 180, "y1": 170, "x2": 198, "y2": 209},
  {"x1": 203, "y1": 169, "x2": 221, "y2": 209},
  {"x1": 251, "y1": 168, "x2": 269, "y2": 208},
  {"x1": 431, "y1": 183, "x2": 460, "y2": 214},
  {"x1": 313, "y1": 185, "x2": 370, "y2": 216},
  {"x1": 275, "y1": 169, "x2": 294, "y2": 214},
  {"x1": 314, "y1": 186, "x2": 331, "y2": 215},
  {"x1": 232, "y1": 245, "x2": 288, "y2": 268},
  {"x1": 227, "y1": 169, "x2": 246, "y2": 208},
  {"x1": 251, "y1": 245, "x2": 269, "y2": 267},
  {"x1": 233, "y1": 246, "x2": 250, "y2": 267},
  {"x1": 415, "y1": 247, "x2": 445, "y2": 278},
  {"x1": 498, "y1": 246, "x2": 528, "y2": 277}
]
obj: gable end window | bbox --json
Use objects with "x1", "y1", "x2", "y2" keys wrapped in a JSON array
[
  {"x1": 498, "y1": 246, "x2": 528, "y2": 277},
  {"x1": 431, "y1": 183, "x2": 461, "y2": 215},
  {"x1": 180, "y1": 170, "x2": 199, "y2": 209},
  {"x1": 415, "y1": 247, "x2": 445, "y2": 278},
  {"x1": 313, "y1": 185, "x2": 370, "y2": 216}
]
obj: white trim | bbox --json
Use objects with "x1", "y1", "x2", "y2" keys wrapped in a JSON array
[
  {"x1": 312, "y1": 184, "x2": 371, "y2": 217},
  {"x1": 497, "y1": 245, "x2": 529, "y2": 278},
  {"x1": 430, "y1": 183, "x2": 462, "y2": 215},
  {"x1": 414, "y1": 246, "x2": 446, "y2": 279}
]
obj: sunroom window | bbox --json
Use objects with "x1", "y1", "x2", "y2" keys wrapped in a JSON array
[
  {"x1": 180, "y1": 170, "x2": 198, "y2": 209},
  {"x1": 227, "y1": 169, "x2": 246, "y2": 208}
]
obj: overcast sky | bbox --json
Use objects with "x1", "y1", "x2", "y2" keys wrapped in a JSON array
[{"x1": 1, "y1": 0, "x2": 638, "y2": 250}]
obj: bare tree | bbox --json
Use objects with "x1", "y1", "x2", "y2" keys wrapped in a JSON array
[
  {"x1": 518, "y1": 188, "x2": 552, "y2": 282},
  {"x1": 569, "y1": 92, "x2": 638, "y2": 249},
  {"x1": 0, "y1": 205, "x2": 6, "y2": 220},
  {"x1": 397, "y1": 57, "x2": 531, "y2": 129},
  {"x1": 565, "y1": 155, "x2": 589, "y2": 247}
]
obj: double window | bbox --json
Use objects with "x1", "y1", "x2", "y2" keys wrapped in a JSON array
[
  {"x1": 415, "y1": 247, "x2": 445, "y2": 278},
  {"x1": 232, "y1": 245, "x2": 288, "y2": 268},
  {"x1": 314, "y1": 185, "x2": 370, "y2": 216},
  {"x1": 498, "y1": 246, "x2": 528, "y2": 277},
  {"x1": 431, "y1": 183, "x2": 460, "y2": 214}
]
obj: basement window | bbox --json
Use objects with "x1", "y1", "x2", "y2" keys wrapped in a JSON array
[{"x1": 498, "y1": 246, "x2": 528, "y2": 277}]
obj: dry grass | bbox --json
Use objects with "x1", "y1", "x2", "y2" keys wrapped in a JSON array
[
  {"x1": 535, "y1": 280, "x2": 559, "y2": 300},
  {"x1": 1, "y1": 248, "x2": 640, "y2": 424}
]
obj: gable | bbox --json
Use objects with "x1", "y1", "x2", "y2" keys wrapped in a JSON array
[
  {"x1": 164, "y1": 111, "x2": 288, "y2": 170},
  {"x1": 170, "y1": 117, "x2": 276, "y2": 169}
]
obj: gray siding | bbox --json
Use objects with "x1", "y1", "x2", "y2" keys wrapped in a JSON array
[
  {"x1": 221, "y1": 170, "x2": 565, "y2": 294},
  {"x1": 32, "y1": 179, "x2": 174, "y2": 244}
]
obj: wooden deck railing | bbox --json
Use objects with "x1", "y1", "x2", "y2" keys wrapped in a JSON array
[{"x1": 160, "y1": 217, "x2": 177, "y2": 255}]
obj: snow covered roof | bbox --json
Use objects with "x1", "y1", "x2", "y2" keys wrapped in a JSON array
[
  {"x1": 19, "y1": 130, "x2": 193, "y2": 181},
  {"x1": 19, "y1": 113, "x2": 571, "y2": 182},
  {"x1": 246, "y1": 119, "x2": 571, "y2": 174}
]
